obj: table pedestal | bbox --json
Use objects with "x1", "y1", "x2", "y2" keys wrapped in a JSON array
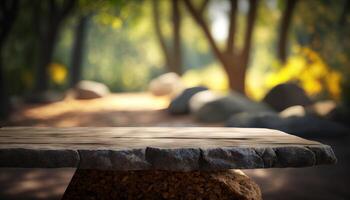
[{"x1": 62, "y1": 169, "x2": 262, "y2": 200}]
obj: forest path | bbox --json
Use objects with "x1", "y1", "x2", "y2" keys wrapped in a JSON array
[{"x1": 8, "y1": 93, "x2": 220, "y2": 127}]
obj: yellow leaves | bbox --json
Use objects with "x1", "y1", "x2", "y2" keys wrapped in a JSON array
[
  {"x1": 265, "y1": 46, "x2": 342, "y2": 100},
  {"x1": 49, "y1": 63, "x2": 67, "y2": 84},
  {"x1": 94, "y1": 13, "x2": 123, "y2": 29},
  {"x1": 266, "y1": 55, "x2": 306, "y2": 87},
  {"x1": 326, "y1": 71, "x2": 342, "y2": 100},
  {"x1": 111, "y1": 18, "x2": 122, "y2": 29},
  {"x1": 301, "y1": 78, "x2": 322, "y2": 96}
]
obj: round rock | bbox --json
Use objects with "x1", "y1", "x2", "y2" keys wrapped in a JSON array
[
  {"x1": 168, "y1": 86, "x2": 208, "y2": 115},
  {"x1": 63, "y1": 169, "x2": 262, "y2": 200},
  {"x1": 195, "y1": 92, "x2": 272, "y2": 122},
  {"x1": 148, "y1": 72, "x2": 184, "y2": 97},
  {"x1": 74, "y1": 80, "x2": 110, "y2": 99},
  {"x1": 263, "y1": 83, "x2": 313, "y2": 111}
]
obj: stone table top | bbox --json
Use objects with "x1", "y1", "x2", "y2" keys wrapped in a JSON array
[{"x1": 0, "y1": 127, "x2": 336, "y2": 171}]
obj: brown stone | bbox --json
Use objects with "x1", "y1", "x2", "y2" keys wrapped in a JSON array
[{"x1": 62, "y1": 169, "x2": 262, "y2": 200}]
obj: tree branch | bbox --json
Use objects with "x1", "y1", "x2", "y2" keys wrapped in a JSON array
[
  {"x1": 183, "y1": 0, "x2": 224, "y2": 64},
  {"x1": 172, "y1": 0, "x2": 182, "y2": 74},
  {"x1": 152, "y1": 0, "x2": 172, "y2": 68},
  {"x1": 199, "y1": 0, "x2": 210, "y2": 16},
  {"x1": 277, "y1": 0, "x2": 297, "y2": 63},
  {"x1": 241, "y1": 0, "x2": 258, "y2": 68},
  {"x1": 226, "y1": 0, "x2": 238, "y2": 55}
]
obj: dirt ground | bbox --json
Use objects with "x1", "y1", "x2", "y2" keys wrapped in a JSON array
[{"x1": 1, "y1": 93, "x2": 349, "y2": 199}]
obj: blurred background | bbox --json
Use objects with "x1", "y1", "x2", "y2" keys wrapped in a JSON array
[{"x1": 0, "y1": 0, "x2": 349, "y2": 199}]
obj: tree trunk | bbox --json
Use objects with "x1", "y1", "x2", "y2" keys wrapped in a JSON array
[
  {"x1": 0, "y1": 45, "x2": 10, "y2": 120},
  {"x1": 277, "y1": 0, "x2": 297, "y2": 63},
  {"x1": 152, "y1": 0, "x2": 172, "y2": 71},
  {"x1": 152, "y1": 0, "x2": 182, "y2": 75},
  {"x1": 70, "y1": 15, "x2": 89, "y2": 87},
  {"x1": 221, "y1": 57, "x2": 246, "y2": 94},
  {"x1": 35, "y1": 23, "x2": 59, "y2": 92},
  {"x1": 34, "y1": 0, "x2": 76, "y2": 93},
  {"x1": 184, "y1": 0, "x2": 258, "y2": 95},
  {"x1": 0, "y1": 0, "x2": 19, "y2": 120},
  {"x1": 172, "y1": 0, "x2": 182, "y2": 75}
]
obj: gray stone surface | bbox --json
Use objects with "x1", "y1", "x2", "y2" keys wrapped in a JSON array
[
  {"x1": 189, "y1": 90, "x2": 223, "y2": 113},
  {"x1": 146, "y1": 147, "x2": 200, "y2": 171},
  {"x1": 200, "y1": 147, "x2": 264, "y2": 170},
  {"x1": 79, "y1": 149, "x2": 151, "y2": 170},
  {"x1": 195, "y1": 92, "x2": 272, "y2": 122},
  {"x1": 0, "y1": 127, "x2": 336, "y2": 171}
]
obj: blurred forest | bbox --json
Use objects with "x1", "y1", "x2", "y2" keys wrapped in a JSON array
[{"x1": 0, "y1": 0, "x2": 349, "y2": 120}]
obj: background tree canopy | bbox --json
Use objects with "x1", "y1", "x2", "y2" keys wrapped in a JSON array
[{"x1": 1, "y1": 0, "x2": 349, "y2": 112}]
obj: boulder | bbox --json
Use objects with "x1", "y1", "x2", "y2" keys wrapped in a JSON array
[
  {"x1": 195, "y1": 92, "x2": 272, "y2": 122},
  {"x1": 148, "y1": 72, "x2": 184, "y2": 97},
  {"x1": 279, "y1": 105, "x2": 306, "y2": 118},
  {"x1": 226, "y1": 112, "x2": 349, "y2": 138},
  {"x1": 325, "y1": 105, "x2": 350, "y2": 127},
  {"x1": 263, "y1": 83, "x2": 313, "y2": 111},
  {"x1": 307, "y1": 100, "x2": 337, "y2": 117},
  {"x1": 73, "y1": 80, "x2": 110, "y2": 99},
  {"x1": 189, "y1": 90, "x2": 223, "y2": 113},
  {"x1": 168, "y1": 86, "x2": 208, "y2": 115},
  {"x1": 63, "y1": 169, "x2": 262, "y2": 200}
]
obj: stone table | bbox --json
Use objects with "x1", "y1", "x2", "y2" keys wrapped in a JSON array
[{"x1": 0, "y1": 127, "x2": 337, "y2": 199}]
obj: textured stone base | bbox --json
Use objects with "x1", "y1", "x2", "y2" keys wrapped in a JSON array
[{"x1": 62, "y1": 169, "x2": 262, "y2": 200}]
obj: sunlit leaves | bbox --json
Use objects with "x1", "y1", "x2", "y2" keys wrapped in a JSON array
[
  {"x1": 266, "y1": 47, "x2": 342, "y2": 100},
  {"x1": 49, "y1": 63, "x2": 68, "y2": 84},
  {"x1": 94, "y1": 12, "x2": 123, "y2": 29},
  {"x1": 182, "y1": 63, "x2": 229, "y2": 91}
]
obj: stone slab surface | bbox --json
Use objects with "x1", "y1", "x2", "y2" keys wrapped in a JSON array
[{"x1": 0, "y1": 127, "x2": 336, "y2": 171}]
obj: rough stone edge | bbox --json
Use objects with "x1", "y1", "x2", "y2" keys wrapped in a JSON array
[
  {"x1": 200, "y1": 145, "x2": 337, "y2": 170},
  {"x1": 0, "y1": 145, "x2": 336, "y2": 170},
  {"x1": 145, "y1": 147, "x2": 201, "y2": 171},
  {"x1": 306, "y1": 145, "x2": 337, "y2": 165},
  {"x1": 0, "y1": 148, "x2": 79, "y2": 168},
  {"x1": 78, "y1": 149, "x2": 151, "y2": 170},
  {"x1": 199, "y1": 147, "x2": 264, "y2": 170}
]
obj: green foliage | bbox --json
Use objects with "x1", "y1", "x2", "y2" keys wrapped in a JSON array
[
  {"x1": 3, "y1": 0, "x2": 40, "y2": 95},
  {"x1": 2, "y1": 0, "x2": 350, "y2": 103},
  {"x1": 292, "y1": 0, "x2": 350, "y2": 103}
]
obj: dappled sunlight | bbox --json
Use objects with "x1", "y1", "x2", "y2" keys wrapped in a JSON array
[
  {"x1": 11, "y1": 93, "x2": 168, "y2": 118},
  {"x1": 181, "y1": 63, "x2": 229, "y2": 92},
  {"x1": 49, "y1": 63, "x2": 68, "y2": 84},
  {"x1": 9, "y1": 93, "x2": 223, "y2": 127}
]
